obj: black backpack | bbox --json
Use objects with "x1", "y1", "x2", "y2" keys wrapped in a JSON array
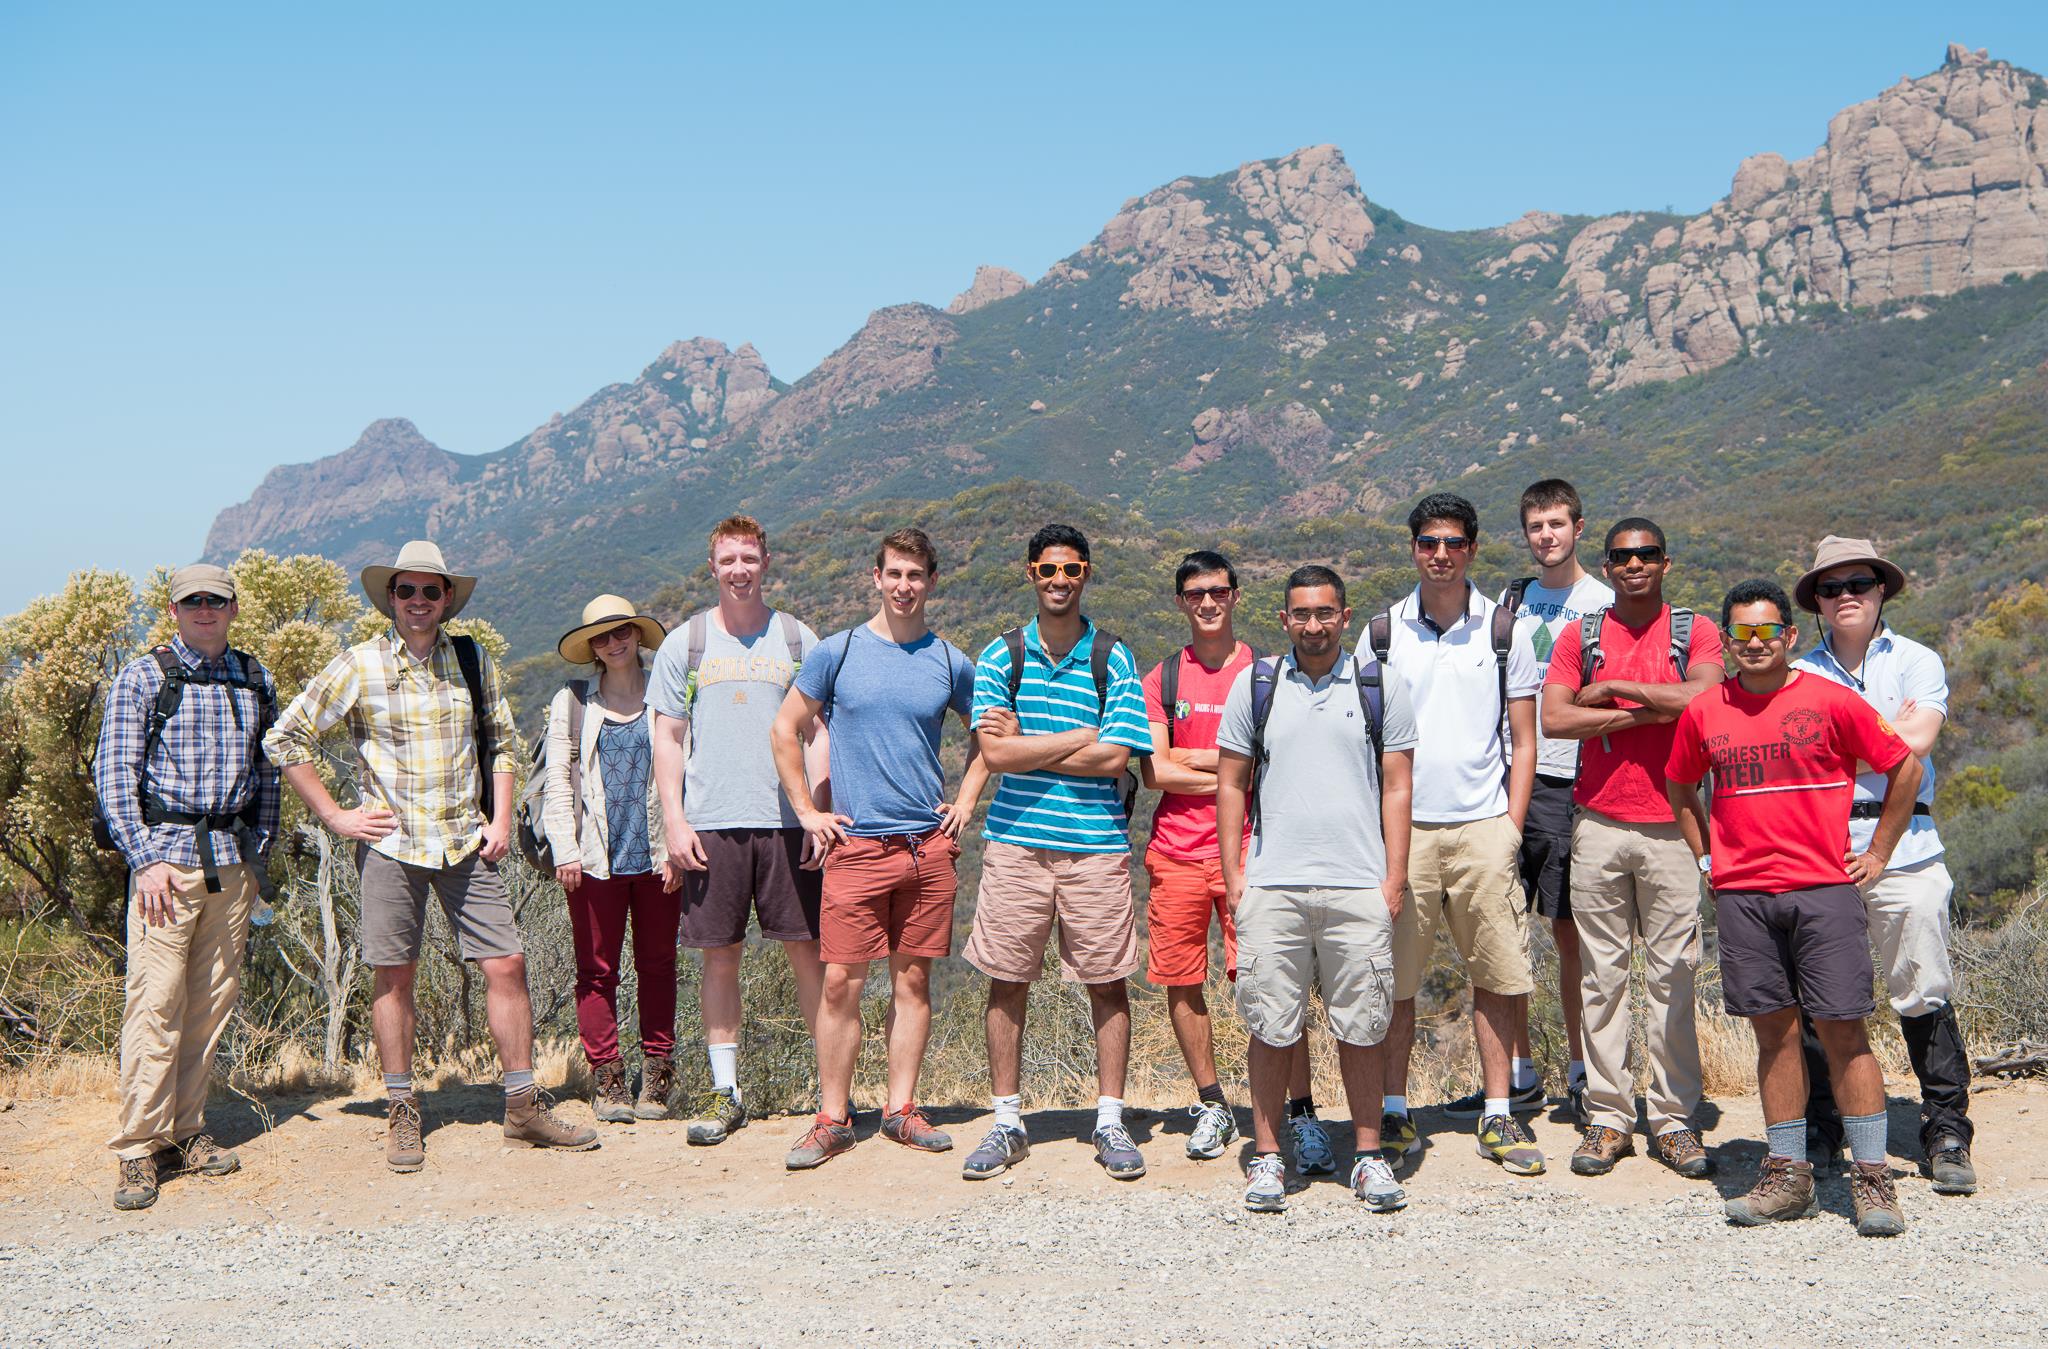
[
  {"x1": 1001, "y1": 624, "x2": 1138, "y2": 817},
  {"x1": 1156, "y1": 643, "x2": 1260, "y2": 748},
  {"x1": 1245, "y1": 653, "x2": 1381, "y2": 833},
  {"x1": 448, "y1": 633, "x2": 494, "y2": 817},
  {"x1": 1366, "y1": 587, "x2": 1520, "y2": 725}
]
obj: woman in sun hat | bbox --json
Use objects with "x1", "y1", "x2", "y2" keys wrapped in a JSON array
[{"x1": 546, "y1": 594, "x2": 679, "y2": 1124}]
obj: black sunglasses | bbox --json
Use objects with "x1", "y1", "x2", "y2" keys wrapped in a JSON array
[
  {"x1": 390, "y1": 582, "x2": 445, "y2": 601},
  {"x1": 176, "y1": 593, "x2": 231, "y2": 610},
  {"x1": 1814, "y1": 576, "x2": 1882, "y2": 600},
  {"x1": 1414, "y1": 534, "x2": 1471, "y2": 554},
  {"x1": 1030, "y1": 561, "x2": 1087, "y2": 580},
  {"x1": 1606, "y1": 545, "x2": 1666, "y2": 566},
  {"x1": 1179, "y1": 585, "x2": 1235, "y2": 602}
]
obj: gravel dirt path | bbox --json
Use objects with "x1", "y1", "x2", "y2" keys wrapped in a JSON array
[{"x1": 3, "y1": 1079, "x2": 2044, "y2": 1346}]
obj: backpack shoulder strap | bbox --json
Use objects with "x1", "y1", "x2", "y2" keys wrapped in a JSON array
[
  {"x1": 1368, "y1": 612, "x2": 1393, "y2": 665},
  {"x1": 1353, "y1": 659, "x2": 1384, "y2": 761},
  {"x1": 774, "y1": 610, "x2": 803, "y2": 659},
  {"x1": 1002, "y1": 627, "x2": 1026, "y2": 707},
  {"x1": 450, "y1": 635, "x2": 490, "y2": 811},
  {"x1": 1503, "y1": 576, "x2": 1535, "y2": 613},
  {"x1": 1668, "y1": 608, "x2": 1697, "y2": 679},
  {"x1": 820, "y1": 628, "x2": 858, "y2": 720},
  {"x1": 1577, "y1": 609, "x2": 1610, "y2": 686},
  {"x1": 685, "y1": 612, "x2": 708, "y2": 672},
  {"x1": 1089, "y1": 628, "x2": 1120, "y2": 721},
  {"x1": 1491, "y1": 599, "x2": 1515, "y2": 714},
  {"x1": 565, "y1": 679, "x2": 587, "y2": 761},
  {"x1": 1158, "y1": 652, "x2": 1181, "y2": 749},
  {"x1": 1246, "y1": 656, "x2": 1282, "y2": 831}
]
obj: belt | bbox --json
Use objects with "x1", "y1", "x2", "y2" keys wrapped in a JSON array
[
  {"x1": 140, "y1": 799, "x2": 274, "y2": 899},
  {"x1": 1847, "y1": 801, "x2": 1931, "y2": 821},
  {"x1": 871, "y1": 827, "x2": 945, "y2": 857}
]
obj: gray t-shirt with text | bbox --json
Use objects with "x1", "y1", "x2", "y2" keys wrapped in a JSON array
[{"x1": 647, "y1": 608, "x2": 818, "y2": 831}]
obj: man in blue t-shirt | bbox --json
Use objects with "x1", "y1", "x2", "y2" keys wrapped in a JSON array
[
  {"x1": 959, "y1": 524, "x2": 1154, "y2": 1184},
  {"x1": 770, "y1": 528, "x2": 989, "y2": 1170}
]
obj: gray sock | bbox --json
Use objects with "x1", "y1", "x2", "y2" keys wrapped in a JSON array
[
  {"x1": 504, "y1": 1069, "x2": 536, "y2": 1099},
  {"x1": 1765, "y1": 1117, "x2": 1808, "y2": 1164},
  {"x1": 383, "y1": 1073, "x2": 413, "y2": 1101},
  {"x1": 1842, "y1": 1110, "x2": 1888, "y2": 1167}
]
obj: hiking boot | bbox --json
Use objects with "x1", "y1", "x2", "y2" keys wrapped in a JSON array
[
  {"x1": 786, "y1": 1112, "x2": 856, "y2": 1170},
  {"x1": 1350, "y1": 1154, "x2": 1407, "y2": 1212},
  {"x1": 386, "y1": 1097, "x2": 425, "y2": 1173},
  {"x1": 1378, "y1": 1112, "x2": 1420, "y2": 1168},
  {"x1": 1243, "y1": 1153, "x2": 1287, "y2": 1213},
  {"x1": 1571, "y1": 1124, "x2": 1635, "y2": 1176},
  {"x1": 1922, "y1": 1132, "x2": 1978, "y2": 1196},
  {"x1": 1850, "y1": 1161, "x2": 1906, "y2": 1236},
  {"x1": 634, "y1": 1055, "x2": 676, "y2": 1121},
  {"x1": 591, "y1": 1060, "x2": 636, "y2": 1124},
  {"x1": 1476, "y1": 1113, "x2": 1545, "y2": 1175},
  {"x1": 1724, "y1": 1155, "x2": 1818, "y2": 1226},
  {"x1": 1440, "y1": 1081, "x2": 1546, "y2": 1120},
  {"x1": 113, "y1": 1155, "x2": 159, "y2": 1211},
  {"x1": 1185, "y1": 1100, "x2": 1237, "y2": 1161},
  {"x1": 880, "y1": 1104, "x2": 952, "y2": 1152},
  {"x1": 686, "y1": 1087, "x2": 747, "y2": 1146},
  {"x1": 961, "y1": 1123, "x2": 1029, "y2": 1180},
  {"x1": 178, "y1": 1133, "x2": 240, "y2": 1177},
  {"x1": 1654, "y1": 1127, "x2": 1714, "y2": 1179},
  {"x1": 1290, "y1": 1113, "x2": 1337, "y2": 1176},
  {"x1": 1092, "y1": 1123, "x2": 1147, "y2": 1180},
  {"x1": 504, "y1": 1089, "x2": 601, "y2": 1151}
]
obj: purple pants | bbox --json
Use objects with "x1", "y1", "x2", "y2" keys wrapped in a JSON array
[{"x1": 569, "y1": 872, "x2": 681, "y2": 1064}]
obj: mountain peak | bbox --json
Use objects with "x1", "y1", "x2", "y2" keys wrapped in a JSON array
[{"x1": 946, "y1": 265, "x2": 1029, "y2": 315}]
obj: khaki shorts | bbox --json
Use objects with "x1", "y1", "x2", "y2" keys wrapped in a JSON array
[
  {"x1": 1394, "y1": 814, "x2": 1533, "y2": 998},
  {"x1": 963, "y1": 840, "x2": 1138, "y2": 985},
  {"x1": 1234, "y1": 884, "x2": 1395, "y2": 1048},
  {"x1": 358, "y1": 846, "x2": 522, "y2": 967}
]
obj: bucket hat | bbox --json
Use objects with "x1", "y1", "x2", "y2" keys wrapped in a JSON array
[{"x1": 1793, "y1": 535, "x2": 1906, "y2": 613}]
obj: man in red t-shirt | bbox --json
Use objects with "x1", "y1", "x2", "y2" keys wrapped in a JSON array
[
  {"x1": 1139, "y1": 551, "x2": 1273, "y2": 1166},
  {"x1": 1540, "y1": 518, "x2": 1724, "y2": 1182},
  {"x1": 1666, "y1": 579, "x2": 1922, "y2": 1238}
]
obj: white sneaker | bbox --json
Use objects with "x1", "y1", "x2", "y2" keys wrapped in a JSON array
[
  {"x1": 1289, "y1": 1114, "x2": 1337, "y2": 1176},
  {"x1": 1350, "y1": 1154, "x2": 1408, "y2": 1212},
  {"x1": 1243, "y1": 1152, "x2": 1287, "y2": 1212},
  {"x1": 1185, "y1": 1100, "x2": 1237, "y2": 1160}
]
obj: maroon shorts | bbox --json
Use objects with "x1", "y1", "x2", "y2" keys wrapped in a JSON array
[
  {"x1": 680, "y1": 828, "x2": 822, "y2": 948},
  {"x1": 820, "y1": 829, "x2": 960, "y2": 964}
]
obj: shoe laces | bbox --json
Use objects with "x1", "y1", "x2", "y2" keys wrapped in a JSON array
[
  {"x1": 389, "y1": 1099, "x2": 422, "y2": 1149},
  {"x1": 120, "y1": 1156, "x2": 154, "y2": 1185},
  {"x1": 1483, "y1": 1113, "x2": 1532, "y2": 1145},
  {"x1": 1753, "y1": 1154, "x2": 1800, "y2": 1197},
  {"x1": 1097, "y1": 1122, "x2": 1138, "y2": 1153},
  {"x1": 975, "y1": 1123, "x2": 1020, "y2": 1154},
  {"x1": 799, "y1": 1113, "x2": 846, "y2": 1148},
  {"x1": 1662, "y1": 1128, "x2": 1702, "y2": 1158},
  {"x1": 184, "y1": 1132, "x2": 218, "y2": 1158},
  {"x1": 1851, "y1": 1162, "x2": 1898, "y2": 1207},
  {"x1": 892, "y1": 1105, "x2": 935, "y2": 1135},
  {"x1": 1249, "y1": 1153, "x2": 1285, "y2": 1185},
  {"x1": 1352, "y1": 1154, "x2": 1395, "y2": 1188}
]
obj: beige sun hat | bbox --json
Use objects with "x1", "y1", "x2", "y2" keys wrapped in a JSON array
[
  {"x1": 361, "y1": 540, "x2": 478, "y2": 620},
  {"x1": 1793, "y1": 535, "x2": 1907, "y2": 613},
  {"x1": 557, "y1": 595, "x2": 667, "y2": 664}
]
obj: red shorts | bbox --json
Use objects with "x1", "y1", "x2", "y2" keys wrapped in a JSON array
[
  {"x1": 1144, "y1": 849, "x2": 1235, "y2": 985},
  {"x1": 819, "y1": 830, "x2": 959, "y2": 964}
]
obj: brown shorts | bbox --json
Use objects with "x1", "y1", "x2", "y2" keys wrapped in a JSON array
[
  {"x1": 1395, "y1": 814, "x2": 1534, "y2": 998},
  {"x1": 357, "y1": 847, "x2": 522, "y2": 967},
  {"x1": 820, "y1": 829, "x2": 960, "y2": 964},
  {"x1": 681, "y1": 827, "x2": 823, "y2": 948},
  {"x1": 963, "y1": 840, "x2": 1138, "y2": 985}
]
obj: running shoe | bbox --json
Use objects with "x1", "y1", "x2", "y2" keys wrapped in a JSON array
[
  {"x1": 1243, "y1": 1153, "x2": 1287, "y2": 1213},
  {"x1": 686, "y1": 1087, "x2": 747, "y2": 1146},
  {"x1": 1291, "y1": 1113, "x2": 1338, "y2": 1175},
  {"x1": 1350, "y1": 1154, "x2": 1408, "y2": 1212},
  {"x1": 880, "y1": 1104, "x2": 952, "y2": 1152},
  {"x1": 1440, "y1": 1082, "x2": 1546, "y2": 1119},
  {"x1": 1185, "y1": 1101, "x2": 1237, "y2": 1161},
  {"x1": 1475, "y1": 1113, "x2": 1545, "y2": 1175},
  {"x1": 1379, "y1": 1112, "x2": 1421, "y2": 1166},
  {"x1": 785, "y1": 1112, "x2": 856, "y2": 1170},
  {"x1": 1093, "y1": 1123, "x2": 1147, "y2": 1180},
  {"x1": 960, "y1": 1123, "x2": 1029, "y2": 1180}
]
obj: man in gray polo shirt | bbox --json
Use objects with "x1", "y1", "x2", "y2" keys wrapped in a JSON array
[{"x1": 1216, "y1": 565, "x2": 1418, "y2": 1214}]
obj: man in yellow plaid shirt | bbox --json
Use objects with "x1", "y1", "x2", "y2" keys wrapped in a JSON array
[{"x1": 267, "y1": 541, "x2": 598, "y2": 1169}]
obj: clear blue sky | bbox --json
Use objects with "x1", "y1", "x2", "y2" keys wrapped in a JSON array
[{"x1": 3, "y1": 3, "x2": 2043, "y2": 614}]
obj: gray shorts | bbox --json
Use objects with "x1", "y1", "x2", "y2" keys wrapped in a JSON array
[
  {"x1": 1715, "y1": 883, "x2": 1874, "y2": 1021},
  {"x1": 1233, "y1": 884, "x2": 1395, "y2": 1048},
  {"x1": 358, "y1": 846, "x2": 523, "y2": 967}
]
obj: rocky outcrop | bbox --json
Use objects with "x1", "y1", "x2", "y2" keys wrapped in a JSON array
[
  {"x1": 946, "y1": 265, "x2": 1029, "y2": 314},
  {"x1": 1172, "y1": 402, "x2": 1333, "y2": 475},
  {"x1": 1493, "y1": 210, "x2": 1565, "y2": 240},
  {"x1": 1556, "y1": 44, "x2": 2048, "y2": 388},
  {"x1": 1079, "y1": 145, "x2": 1375, "y2": 315},
  {"x1": 754, "y1": 305, "x2": 958, "y2": 451},
  {"x1": 204, "y1": 418, "x2": 459, "y2": 560}
]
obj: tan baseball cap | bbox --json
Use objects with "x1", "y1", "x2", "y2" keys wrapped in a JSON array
[{"x1": 168, "y1": 563, "x2": 237, "y2": 603}]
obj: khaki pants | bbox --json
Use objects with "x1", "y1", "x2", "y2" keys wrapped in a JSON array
[
  {"x1": 1570, "y1": 811, "x2": 1703, "y2": 1135},
  {"x1": 108, "y1": 863, "x2": 256, "y2": 1160},
  {"x1": 1863, "y1": 857, "x2": 1956, "y2": 1017}
]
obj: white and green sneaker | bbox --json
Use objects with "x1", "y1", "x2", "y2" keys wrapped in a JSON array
[
  {"x1": 1243, "y1": 1152, "x2": 1288, "y2": 1212},
  {"x1": 1289, "y1": 1114, "x2": 1337, "y2": 1176},
  {"x1": 1185, "y1": 1101, "x2": 1237, "y2": 1160}
]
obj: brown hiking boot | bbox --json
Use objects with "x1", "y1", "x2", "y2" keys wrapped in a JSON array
[
  {"x1": 504, "y1": 1088, "x2": 600, "y2": 1151},
  {"x1": 880, "y1": 1103, "x2": 953, "y2": 1152},
  {"x1": 635, "y1": 1055, "x2": 675, "y2": 1120},
  {"x1": 178, "y1": 1133, "x2": 241, "y2": 1177},
  {"x1": 1850, "y1": 1161, "x2": 1906, "y2": 1236},
  {"x1": 591, "y1": 1060, "x2": 636, "y2": 1124},
  {"x1": 1654, "y1": 1127, "x2": 1714, "y2": 1179},
  {"x1": 1570, "y1": 1124, "x2": 1635, "y2": 1176},
  {"x1": 1724, "y1": 1155, "x2": 1818, "y2": 1226},
  {"x1": 386, "y1": 1097, "x2": 425, "y2": 1173},
  {"x1": 113, "y1": 1155, "x2": 160, "y2": 1211}
]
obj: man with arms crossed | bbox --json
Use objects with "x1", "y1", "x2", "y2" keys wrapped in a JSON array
[
  {"x1": 1541, "y1": 519, "x2": 1724, "y2": 1178},
  {"x1": 772, "y1": 528, "x2": 991, "y2": 1168},
  {"x1": 1667, "y1": 579, "x2": 1920, "y2": 1236},
  {"x1": 1365, "y1": 492, "x2": 1545, "y2": 1176},
  {"x1": 1793, "y1": 536, "x2": 1976, "y2": 1193},
  {"x1": 959, "y1": 524, "x2": 1154, "y2": 1182},
  {"x1": 650, "y1": 515, "x2": 828, "y2": 1146},
  {"x1": 1217, "y1": 566, "x2": 1417, "y2": 1213},
  {"x1": 268, "y1": 541, "x2": 596, "y2": 1169}
]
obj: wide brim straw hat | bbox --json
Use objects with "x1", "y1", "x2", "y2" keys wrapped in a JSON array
[
  {"x1": 361, "y1": 540, "x2": 479, "y2": 620},
  {"x1": 1793, "y1": 535, "x2": 1907, "y2": 613},
  {"x1": 558, "y1": 594, "x2": 667, "y2": 664}
]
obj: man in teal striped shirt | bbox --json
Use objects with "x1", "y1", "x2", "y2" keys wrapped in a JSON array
[{"x1": 959, "y1": 524, "x2": 1155, "y2": 1183}]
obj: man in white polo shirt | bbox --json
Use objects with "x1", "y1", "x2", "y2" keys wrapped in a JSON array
[{"x1": 1361, "y1": 492, "x2": 1544, "y2": 1177}]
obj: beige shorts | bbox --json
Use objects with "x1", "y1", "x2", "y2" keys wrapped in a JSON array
[
  {"x1": 963, "y1": 840, "x2": 1138, "y2": 984},
  {"x1": 1234, "y1": 884, "x2": 1395, "y2": 1048},
  {"x1": 1395, "y1": 814, "x2": 1533, "y2": 998}
]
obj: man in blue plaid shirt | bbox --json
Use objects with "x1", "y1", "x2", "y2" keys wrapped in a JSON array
[{"x1": 93, "y1": 563, "x2": 279, "y2": 1212}]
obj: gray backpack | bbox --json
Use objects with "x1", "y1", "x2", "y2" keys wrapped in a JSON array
[{"x1": 515, "y1": 681, "x2": 586, "y2": 872}]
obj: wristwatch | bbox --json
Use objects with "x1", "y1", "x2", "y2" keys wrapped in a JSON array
[{"x1": 1695, "y1": 854, "x2": 1712, "y2": 876}]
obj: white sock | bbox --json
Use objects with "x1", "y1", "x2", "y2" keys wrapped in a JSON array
[
  {"x1": 707, "y1": 1042, "x2": 739, "y2": 1095},
  {"x1": 1383, "y1": 1095, "x2": 1409, "y2": 1118},
  {"x1": 993, "y1": 1093, "x2": 1024, "y2": 1134},
  {"x1": 1096, "y1": 1096, "x2": 1125, "y2": 1133},
  {"x1": 1567, "y1": 1059, "x2": 1586, "y2": 1087},
  {"x1": 1511, "y1": 1057, "x2": 1539, "y2": 1092},
  {"x1": 1484, "y1": 1097, "x2": 1510, "y2": 1119}
]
